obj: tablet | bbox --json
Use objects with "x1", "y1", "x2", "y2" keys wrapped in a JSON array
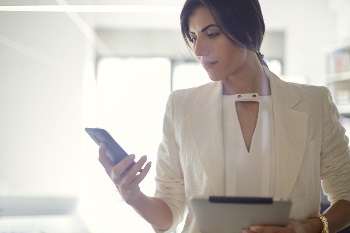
[{"x1": 190, "y1": 196, "x2": 292, "y2": 233}]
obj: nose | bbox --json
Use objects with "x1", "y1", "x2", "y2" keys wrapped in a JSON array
[{"x1": 193, "y1": 38, "x2": 209, "y2": 57}]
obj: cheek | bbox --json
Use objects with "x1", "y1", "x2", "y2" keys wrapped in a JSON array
[
  {"x1": 225, "y1": 46, "x2": 247, "y2": 68},
  {"x1": 206, "y1": 43, "x2": 247, "y2": 80}
]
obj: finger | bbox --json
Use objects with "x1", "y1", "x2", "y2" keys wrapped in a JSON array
[
  {"x1": 98, "y1": 143, "x2": 113, "y2": 173},
  {"x1": 110, "y1": 154, "x2": 136, "y2": 182},
  {"x1": 129, "y1": 160, "x2": 152, "y2": 186},
  {"x1": 249, "y1": 226, "x2": 291, "y2": 233},
  {"x1": 119, "y1": 155, "x2": 149, "y2": 186},
  {"x1": 130, "y1": 155, "x2": 148, "y2": 175}
]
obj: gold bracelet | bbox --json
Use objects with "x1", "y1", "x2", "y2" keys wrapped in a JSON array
[{"x1": 318, "y1": 214, "x2": 329, "y2": 233}]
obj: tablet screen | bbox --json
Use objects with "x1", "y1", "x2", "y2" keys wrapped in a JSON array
[{"x1": 191, "y1": 195, "x2": 292, "y2": 233}]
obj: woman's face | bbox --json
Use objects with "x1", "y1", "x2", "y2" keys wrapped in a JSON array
[{"x1": 188, "y1": 6, "x2": 251, "y2": 82}]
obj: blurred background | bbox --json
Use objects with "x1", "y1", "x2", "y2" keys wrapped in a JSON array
[{"x1": 1, "y1": 0, "x2": 350, "y2": 232}]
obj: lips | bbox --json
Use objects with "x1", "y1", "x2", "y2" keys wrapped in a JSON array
[{"x1": 201, "y1": 61, "x2": 218, "y2": 70}]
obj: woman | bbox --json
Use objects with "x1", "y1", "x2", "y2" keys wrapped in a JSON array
[{"x1": 98, "y1": 0, "x2": 350, "y2": 232}]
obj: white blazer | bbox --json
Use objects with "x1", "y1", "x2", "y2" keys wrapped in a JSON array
[{"x1": 154, "y1": 68, "x2": 350, "y2": 233}]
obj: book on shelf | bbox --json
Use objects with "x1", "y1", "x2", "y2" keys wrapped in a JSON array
[{"x1": 328, "y1": 49, "x2": 350, "y2": 74}]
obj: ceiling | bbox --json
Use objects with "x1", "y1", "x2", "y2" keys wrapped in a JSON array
[
  {"x1": 0, "y1": 0, "x2": 186, "y2": 30},
  {"x1": 0, "y1": 0, "x2": 337, "y2": 31}
]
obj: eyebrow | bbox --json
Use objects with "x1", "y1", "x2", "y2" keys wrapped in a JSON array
[{"x1": 189, "y1": 24, "x2": 219, "y2": 34}]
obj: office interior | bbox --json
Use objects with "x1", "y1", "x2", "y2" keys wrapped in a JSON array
[{"x1": 1, "y1": 0, "x2": 350, "y2": 232}]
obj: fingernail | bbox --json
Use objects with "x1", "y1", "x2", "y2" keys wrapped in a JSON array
[{"x1": 129, "y1": 154, "x2": 135, "y2": 160}]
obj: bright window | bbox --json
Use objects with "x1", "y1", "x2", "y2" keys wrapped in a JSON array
[
  {"x1": 80, "y1": 57, "x2": 171, "y2": 233},
  {"x1": 172, "y1": 60, "x2": 210, "y2": 91}
]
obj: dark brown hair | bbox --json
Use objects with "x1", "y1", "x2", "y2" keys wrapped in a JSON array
[{"x1": 180, "y1": 0, "x2": 266, "y2": 64}]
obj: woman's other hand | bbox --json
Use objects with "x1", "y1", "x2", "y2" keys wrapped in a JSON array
[
  {"x1": 98, "y1": 143, "x2": 152, "y2": 205},
  {"x1": 242, "y1": 218, "x2": 322, "y2": 233}
]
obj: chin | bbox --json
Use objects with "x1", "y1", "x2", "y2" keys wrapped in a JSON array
[{"x1": 207, "y1": 73, "x2": 223, "y2": 82}]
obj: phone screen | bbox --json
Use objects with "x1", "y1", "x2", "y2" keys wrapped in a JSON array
[{"x1": 85, "y1": 127, "x2": 131, "y2": 166}]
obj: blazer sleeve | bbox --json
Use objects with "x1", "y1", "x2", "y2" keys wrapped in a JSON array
[
  {"x1": 153, "y1": 91, "x2": 187, "y2": 233},
  {"x1": 320, "y1": 87, "x2": 350, "y2": 204}
]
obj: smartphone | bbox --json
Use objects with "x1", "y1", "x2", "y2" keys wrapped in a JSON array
[{"x1": 85, "y1": 127, "x2": 134, "y2": 169}]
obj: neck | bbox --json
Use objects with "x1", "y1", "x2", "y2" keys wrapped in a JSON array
[{"x1": 222, "y1": 57, "x2": 271, "y2": 96}]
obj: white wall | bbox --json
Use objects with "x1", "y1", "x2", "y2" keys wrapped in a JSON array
[
  {"x1": 96, "y1": 29, "x2": 190, "y2": 59},
  {"x1": 97, "y1": 29, "x2": 285, "y2": 63},
  {"x1": 0, "y1": 11, "x2": 93, "y2": 196},
  {"x1": 329, "y1": 0, "x2": 350, "y2": 44},
  {"x1": 260, "y1": 0, "x2": 336, "y2": 85},
  {"x1": 329, "y1": 0, "x2": 350, "y2": 42}
]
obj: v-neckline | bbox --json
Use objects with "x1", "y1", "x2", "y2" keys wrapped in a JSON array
[{"x1": 234, "y1": 101, "x2": 260, "y2": 153}]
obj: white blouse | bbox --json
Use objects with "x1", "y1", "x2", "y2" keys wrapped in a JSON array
[{"x1": 223, "y1": 93, "x2": 276, "y2": 197}]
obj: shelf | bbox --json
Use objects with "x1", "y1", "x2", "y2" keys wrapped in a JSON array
[
  {"x1": 337, "y1": 105, "x2": 350, "y2": 115},
  {"x1": 325, "y1": 39, "x2": 350, "y2": 53},
  {"x1": 326, "y1": 42, "x2": 350, "y2": 114},
  {"x1": 326, "y1": 44, "x2": 350, "y2": 74},
  {"x1": 326, "y1": 71, "x2": 350, "y2": 83}
]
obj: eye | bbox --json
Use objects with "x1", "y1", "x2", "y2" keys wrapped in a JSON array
[
  {"x1": 208, "y1": 32, "x2": 221, "y2": 38},
  {"x1": 188, "y1": 36, "x2": 197, "y2": 43}
]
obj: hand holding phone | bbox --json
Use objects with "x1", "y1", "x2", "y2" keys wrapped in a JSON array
[
  {"x1": 85, "y1": 127, "x2": 135, "y2": 169},
  {"x1": 86, "y1": 127, "x2": 152, "y2": 205}
]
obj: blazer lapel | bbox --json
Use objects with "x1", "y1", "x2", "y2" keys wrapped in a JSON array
[
  {"x1": 268, "y1": 70, "x2": 309, "y2": 198},
  {"x1": 189, "y1": 82, "x2": 225, "y2": 195}
]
